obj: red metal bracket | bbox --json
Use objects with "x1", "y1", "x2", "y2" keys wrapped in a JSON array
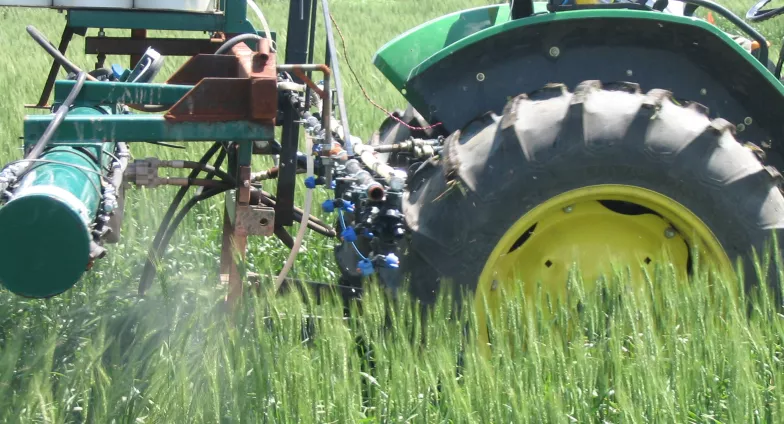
[{"x1": 165, "y1": 38, "x2": 278, "y2": 125}]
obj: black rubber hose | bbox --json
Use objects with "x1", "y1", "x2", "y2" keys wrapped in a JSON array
[
  {"x1": 195, "y1": 147, "x2": 227, "y2": 196},
  {"x1": 26, "y1": 26, "x2": 97, "y2": 82},
  {"x1": 206, "y1": 149, "x2": 228, "y2": 181},
  {"x1": 157, "y1": 187, "x2": 229, "y2": 264},
  {"x1": 138, "y1": 142, "x2": 223, "y2": 294},
  {"x1": 215, "y1": 33, "x2": 263, "y2": 55},
  {"x1": 139, "y1": 186, "x2": 230, "y2": 293},
  {"x1": 140, "y1": 186, "x2": 229, "y2": 293},
  {"x1": 17, "y1": 71, "x2": 87, "y2": 179},
  {"x1": 182, "y1": 161, "x2": 235, "y2": 184}
]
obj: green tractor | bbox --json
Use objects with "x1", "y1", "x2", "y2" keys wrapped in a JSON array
[{"x1": 0, "y1": 0, "x2": 782, "y2": 335}]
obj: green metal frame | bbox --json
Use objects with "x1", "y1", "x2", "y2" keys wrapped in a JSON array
[
  {"x1": 66, "y1": 0, "x2": 256, "y2": 34},
  {"x1": 54, "y1": 80, "x2": 193, "y2": 107},
  {"x1": 372, "y1": 3, "x2": 784, "y2": 98},
  {"x1": 24, "y1": 115, "x2": 273, "y2": 147},
  {"x1": 39, "y1": 79, "x2": 273, "y2": 160}
]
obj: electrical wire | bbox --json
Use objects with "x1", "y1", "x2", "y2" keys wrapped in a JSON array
[{"x1": 328, "y1": 13, "x2": 443, "y2": 132}]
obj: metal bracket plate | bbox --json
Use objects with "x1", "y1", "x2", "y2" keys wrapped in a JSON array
[
  {"x1": 236, "y1": 204, "x2": 275, "y2": 236},
  {"x1": 225, "y1": 189, "x2": 275, "y2": 236}
]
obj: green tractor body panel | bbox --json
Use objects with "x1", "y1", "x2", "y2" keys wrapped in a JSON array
[
  {"x1": 0, "y1": 106, "x2": 116, "y2": 298},
  {"x1": 374, "y1": 5, "x2": 781, "y2": 98},
  {"x1": 373, "y1": 3, "x2": 515, "y2": 91},
  {"x1": 372, "y1": 5, "x2": 784, "y2": 157}
]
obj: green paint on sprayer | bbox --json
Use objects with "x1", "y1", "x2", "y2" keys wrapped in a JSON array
[{"x1": 0, "y1": 107, "x2": 115, "y2": 298}]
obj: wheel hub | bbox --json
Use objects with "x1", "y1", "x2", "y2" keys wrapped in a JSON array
[{"x1": 474, "y1": 185, "x2": 733, "y2": 352}]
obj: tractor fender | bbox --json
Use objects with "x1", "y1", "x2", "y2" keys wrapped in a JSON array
[{"x1": 378, "y1": 10, "x2": 784, "y2": 157}]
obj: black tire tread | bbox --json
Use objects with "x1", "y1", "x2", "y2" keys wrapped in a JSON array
[{"x1": 402, "y1": 80, "x2": 784, "y2": 304}]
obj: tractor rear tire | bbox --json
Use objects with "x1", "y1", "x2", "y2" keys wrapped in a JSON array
[{"x1": 401, "y1": 80, "x2": 784, "y2": 306}]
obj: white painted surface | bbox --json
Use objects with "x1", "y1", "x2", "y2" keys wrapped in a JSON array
[
  {"x1": 54, "y1": 0, "x2": 133, "y2": 7},
  {"x1": 133, "y1": 0, "x2": 215, "y2": 11},
  {"x1": 0, "y1": 0, "x2": 215, "y2": 11}
]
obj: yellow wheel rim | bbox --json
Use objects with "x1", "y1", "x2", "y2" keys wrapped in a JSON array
[{"x1": 474, "y1": 184, "x2": 733, "y2": 354}]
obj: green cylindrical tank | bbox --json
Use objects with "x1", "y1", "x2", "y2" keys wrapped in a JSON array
[{"x1": 0, "y1": 106, "x2": 116, "y2": 298}]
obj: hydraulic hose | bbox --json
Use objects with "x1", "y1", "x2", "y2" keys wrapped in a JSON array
[
  {"x1": 154, "y1": 186, "x2": 230, "y2": 267},
  {"x1": 26, "y1": 26, "x2": 98, "y2": 82},
  {"x1": 275, "y1": 134, "x2": 315, "y2": 291},
  {"x1": 18, "y1": 71, "x2": 87, "y2": 179},
  {"x1": 215, "y1": 33, "x2": 263, "y2": 55},
  {"x1": 139, "y1": 142, "x2": 223, "y2": 295}
]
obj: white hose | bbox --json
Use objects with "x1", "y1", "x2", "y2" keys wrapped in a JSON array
[
  {"x1": 274, "y1": 133, "x2": 314, "y2": 291},
  {"x1": 247, "y1": 0, "x2": 276, "y2": 52}
]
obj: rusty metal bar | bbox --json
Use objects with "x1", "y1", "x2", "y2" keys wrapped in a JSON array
[{"x1": 86, "y1": 36, "x2": 225, "y2": 57}]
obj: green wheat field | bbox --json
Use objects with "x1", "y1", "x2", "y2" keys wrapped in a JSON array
[{"x1": 1, "y1": 0, "x2": 784, "y2": 422}]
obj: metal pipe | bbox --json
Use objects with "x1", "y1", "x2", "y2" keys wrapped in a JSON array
[
  {"x1": 276, "y1": 64, "x2": 332, "y2": 147},
  {"x1": 156, "y1": 178, "x2": 233, "y2": 188},
  {"x1": 353, "y1": 142, "x2": 407, "y2": 191},
  {"x1": 320, "y1": 0, "x2": 353, "y2": 155}
]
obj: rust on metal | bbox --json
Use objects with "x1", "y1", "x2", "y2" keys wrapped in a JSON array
[
  {"x1": 86, "y1": 36, "x2": 226, "y2": 57},
  {"x1": 238, "y1": 165, "x2": 251, "y2": 205},
  {"x1": 291, "y1": 67, "x2": 325, "y2": 98},
  {"x1": 165, "y1": 38, "x2": 278, "y2": 124},
  {"x1": 166, "y1": 55, "x2": 240, "y2": 85},
  {"x1": 166, "y1": 78, "x2": 251, "y2": 121},
  {"x1": 233, "y1": 39, "x2": 278, "y2": 123},
  {"x1": 220, "y1": 216, "x2": 248, "y2": 305},
  {"x1": 130, "y1": 29, "x2": 147, "y2": 69}
]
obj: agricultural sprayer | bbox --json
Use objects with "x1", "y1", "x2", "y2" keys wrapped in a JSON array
[{"x1": 1, "y1": 0, "x2": 784, "y2": 333}]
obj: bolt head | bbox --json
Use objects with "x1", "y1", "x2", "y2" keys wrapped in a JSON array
[
  {"x1": 563, "y1": 205, "x2": 574, "y2": 213},
  {"x1": 664, "y1": 227, "x2": 676, "y2": 238},
  {"x1": 549, "y1": 46, "x2": 560, "y2": 57},
  {"x1": 744, "y1": 117, "x2": 753, "y2": 125},
  {"x1": 700, "y1": 88, "x2": 707, "y2": 95},
  {"x1": 476, "y1": 72, "x2": 485, "y2": 82},
  {"x1": 737, "y1": 123, "x2": 746, "y2": 132}
]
